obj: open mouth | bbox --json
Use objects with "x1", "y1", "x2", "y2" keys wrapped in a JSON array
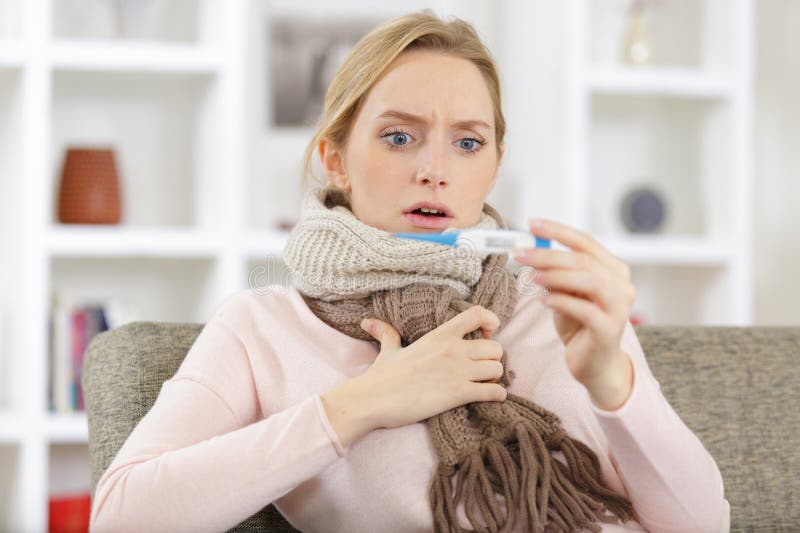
[
  {"x1": 409, "y1": 208, "x2": 447, "y2": 217},
  {"x1": 403, "y1": 206, "x2": 454, "y2": 230}
]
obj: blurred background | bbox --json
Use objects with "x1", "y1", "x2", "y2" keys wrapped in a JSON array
[{"x1": 0, "y1": 0, "x2": 797, "y2": 530}]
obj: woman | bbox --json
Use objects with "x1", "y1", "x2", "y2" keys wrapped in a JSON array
[{"x1": 90, "y1": 10, "x2": 728, "y2": 533}]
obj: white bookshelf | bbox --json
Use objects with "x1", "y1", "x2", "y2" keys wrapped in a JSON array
[
  {"x1": 0, "y1": 0, "x2": 253, "y2": 530},
  {"x1": 0, "y1": 0, "x2": 755, "y2": 530},
  {"x1": 507, "y1": 0, "x2": 753, "y2": 326}
]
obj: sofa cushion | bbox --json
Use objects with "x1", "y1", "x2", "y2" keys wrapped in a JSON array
[{"x1": 635, "y1": 325, "x2": 800, "y2": 531}]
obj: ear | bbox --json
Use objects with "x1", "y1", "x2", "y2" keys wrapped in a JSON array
[{"x1": 318, "y1": 138, "x2": 350, "y2": 191}]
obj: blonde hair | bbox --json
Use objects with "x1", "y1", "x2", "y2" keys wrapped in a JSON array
[{"x1": 300, "y1": 9, "x2": 506, "y2": 191}]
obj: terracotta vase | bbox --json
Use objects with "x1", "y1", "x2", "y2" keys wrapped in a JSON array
[{"x1": 57, "y1": 147, "x2": 122, "y2": 224}]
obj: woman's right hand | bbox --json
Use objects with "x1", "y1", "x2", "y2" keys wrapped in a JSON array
[{"x1": 359, "y1": 305, "x2": 508, "y2": 430}]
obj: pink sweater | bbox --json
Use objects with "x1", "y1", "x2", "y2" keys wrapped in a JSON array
[{"x1": 89, "y1": 284, "x2": 730, "y2": 533}]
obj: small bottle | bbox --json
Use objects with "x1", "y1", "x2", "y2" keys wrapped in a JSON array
[{"x1": 623, "y1": 0, "x2": 652, "y2": 66}]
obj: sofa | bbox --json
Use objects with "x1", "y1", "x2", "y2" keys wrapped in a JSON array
[{"x1": 83, "y1": 322, "x2": 800, "y2": 532}]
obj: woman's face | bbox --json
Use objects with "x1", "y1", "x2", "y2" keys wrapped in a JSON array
[{"x1": 319, "y1": 50, "x2": 504, "y2": 233}]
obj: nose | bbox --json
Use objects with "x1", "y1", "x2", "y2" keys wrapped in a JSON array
[
  {"x1": 417, "y1": 174, "x2": 448, "y2": 189},
  {"x1": 415, "y1": 140, "x2": 448, "y2": 189}
]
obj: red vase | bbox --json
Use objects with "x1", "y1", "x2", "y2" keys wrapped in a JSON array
[{"x1": 57, "y1": 147, "x2": 122, "y2": 224}]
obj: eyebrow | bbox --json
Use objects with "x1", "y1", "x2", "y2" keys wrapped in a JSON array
[{"x1": 375, "y1": 109, "x2": 492, "y2": 132}]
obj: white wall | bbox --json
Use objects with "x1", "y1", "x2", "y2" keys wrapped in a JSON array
[{"x1": 754, "y1": 0, "x2": 800, "y2": 325}]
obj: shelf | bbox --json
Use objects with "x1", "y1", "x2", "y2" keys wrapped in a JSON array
[
  {"x1": 45, "y1": 226, "x2": 298, "y2": 259},
  {"x1": 586, "y1": 67, "x2": 734, "y2": 99},
  {"x1": 243, "y1": 229, "x2": 291, "y2": 258},
  {"x1": 45, "y1": 412, "x2": 88, "y2": 444},
  {"x1": 47, "y1": 225, "x2": 221, "y2": 258},
  {"x1": 597, "y1": 235, "x2": 736, "y2": 266},
  {"x1": 50, "y1": 40, "x2": 221, "y2": 74}
]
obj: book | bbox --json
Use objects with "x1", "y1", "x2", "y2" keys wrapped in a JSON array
[{"x1": 48, "y1": 293, "x2": 141, "y2": 413}]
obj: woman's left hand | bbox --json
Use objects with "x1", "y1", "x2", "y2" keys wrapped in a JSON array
[{"x1": 512, "y1": 218, "x2": 636, "y2": 410}]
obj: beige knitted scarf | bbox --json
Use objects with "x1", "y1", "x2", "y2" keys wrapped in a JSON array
[{"x1": 283, "y1": 185, "x2": 636, "y2": 532}]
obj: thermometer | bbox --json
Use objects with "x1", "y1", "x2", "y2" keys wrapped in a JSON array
[{"x1": 394, "y1": 228, "x2": 551, "y2": 254}]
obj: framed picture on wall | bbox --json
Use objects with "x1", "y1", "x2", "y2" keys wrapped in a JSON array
[{"x1": 266, "y1": 14, "x2": 385, "y2": 128}]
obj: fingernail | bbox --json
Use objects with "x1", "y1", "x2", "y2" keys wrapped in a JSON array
[{"x1": 360, "y1": 318, "x2": 372, "y2": 331}]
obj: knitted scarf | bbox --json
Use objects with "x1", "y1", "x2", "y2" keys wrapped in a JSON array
[{"x1": 282, "y1": 185, "x2": 636, "y2": 532}]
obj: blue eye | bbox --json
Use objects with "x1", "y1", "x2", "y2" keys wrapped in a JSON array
[
  {"x1": 459, "y1": 138, "x2": 479, "y2": 151},
  {"x1": 380, "y1": 129, "x2": 414, "y2": 151},
  {"x1": 456, "y1": 137, "x2": 486, "y2": 155},
  {"x1": 387, "y1": 132, "x2": 411, "y2": 147}
]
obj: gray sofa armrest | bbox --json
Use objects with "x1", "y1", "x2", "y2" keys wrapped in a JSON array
[
  {"x1": 635, "y1": 325, "x2": 800, "y2": 532},
  {"x1": 82, "y1": 321, "x2": 298, "y2": 533}
]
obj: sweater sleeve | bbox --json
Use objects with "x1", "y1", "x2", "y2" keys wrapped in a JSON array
[
  {"x1": 589, "y1": 320, "x2": 729, "y2": 533},
  {"x1": 89, "y1": 296, "x2": 347, "y2": 533}
]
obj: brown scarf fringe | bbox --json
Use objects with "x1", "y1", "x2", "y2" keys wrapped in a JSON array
[{"x1": 429, "y1": 403, "x2": 636, "y2": 532}]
